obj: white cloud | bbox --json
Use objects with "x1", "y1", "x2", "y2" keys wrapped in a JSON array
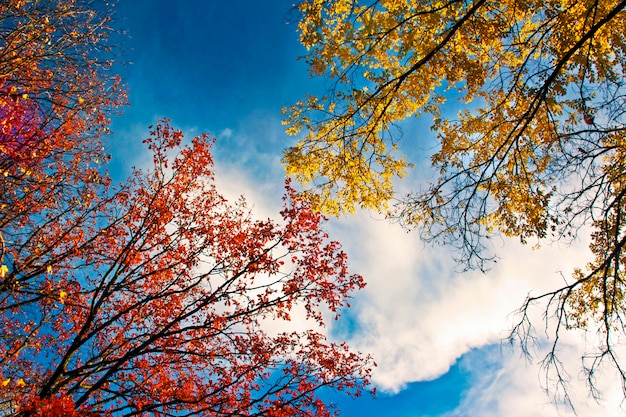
[
  {"x1": 212, "y1": 158, "x2": 284, "y2": 218},
  {"x1": 208, "y1": 127, "x2": 338, "y2": 339},
  {"x1": 218, "y1": 127, "x2": 233, "y2": 139},
  {"x1": 321, "y1": 206, "x2": 626, "y2": 415},
  {"x1": 445, "y1": 341, "x2": 626, "y2": 417},
  {"x1": 323, "y1": 210, "x2": 597, "y2": 396}
]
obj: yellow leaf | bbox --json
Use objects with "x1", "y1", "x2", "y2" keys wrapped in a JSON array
[
  {"x1": 0, "y1": 265, "x2": 8, "y2": 279},
  {"x1": 46, "y1": 265, "x2": 53, "y2": 274},
  {"x1": 59, "y1": 290, "x2": 68, "y2": 303},
  {"x1": 1, "y1": 378, "x2": 9, "y2": 388}
]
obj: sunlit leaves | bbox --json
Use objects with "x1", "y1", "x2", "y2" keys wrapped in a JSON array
[
  {"x1": 288, "y1": 0, "x2": 626, "y2": 401},
  {"x1": 286, "y1": 0, "x2": 626, "y2": 258}
]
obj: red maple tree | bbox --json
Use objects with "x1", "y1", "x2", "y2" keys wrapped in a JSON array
[
  {"x1": 1, "y1": 120, "x2": 373, "y2": 416},
  {"x1": 0, "y1": 2, "x2": 371, "y2": 414},
  {"x1": 0, "y1": 0, "x2": 126, "y2": 312},
  {"x1": 0, "y1": 0, "x2": 126, "y2": 296}
]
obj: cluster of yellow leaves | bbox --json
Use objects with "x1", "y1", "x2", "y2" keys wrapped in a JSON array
[
  {"x1": 567, "y1": 216, "x2": 626, "y2": 329},
  {"x1": 1, "y1": 377, "x2": 25, "y2": 388},
  {"x1": 565, "y1": 129, "x2": 626, "y2": 325},
  {"x1": 285, "y1": 0, "x2": 626, "y2": 243},
  {"x1": 286, "y1": 0, "x2": 626, "y2": 334},
  {"x1": 283, "y1": 95, "x2": 412, "y2": 215}
]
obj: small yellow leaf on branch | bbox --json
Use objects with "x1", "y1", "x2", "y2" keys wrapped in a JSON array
[{"x1": 0, "y1": 265, "x2": 8, "y2": 279}]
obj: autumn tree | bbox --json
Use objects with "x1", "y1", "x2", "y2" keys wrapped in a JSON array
[
  {"x1": 1, "y1": 2, "x2": 371, "y2": 414},
  {"x1": 0, "y1": 0, "x2": 122, "y2": 119},
  {"x1": 284, "y1": 0, "x2": 626, "y2": 403},
  {"x1": 0, "y1": 0, "x2": 125, "y2": 314},
  {"x1": 0, "y1": 120, "x2": 373, "y2": 416},
  {"x1": 0, "y1": 0, "x2": 126, "y2": 263}
]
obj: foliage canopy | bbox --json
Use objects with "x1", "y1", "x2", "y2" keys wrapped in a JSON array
[{"x1": 285, "y1": 0, "x2": 626, "y2": 402}]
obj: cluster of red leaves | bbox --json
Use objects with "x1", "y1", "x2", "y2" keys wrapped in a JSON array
[
  {"x1": 2, "y1": 119, "x2": 373, "y2": 416},
  {"x1": 0, "y1": 118, "x2": 374, "y2": 409},
  {"x1": 18, "y1": 395, "x2": 102, "y2": 417},
  {"x1": 0, "y1": 0, "x2": 127, "y2": 297},
  {"x1": 0, "y1": 0, "x2": 116, "y2": 413}
]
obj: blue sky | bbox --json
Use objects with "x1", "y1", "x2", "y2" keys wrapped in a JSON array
[{"x1": 108, "y1": 2, "x2": 625, "y2": 416}]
